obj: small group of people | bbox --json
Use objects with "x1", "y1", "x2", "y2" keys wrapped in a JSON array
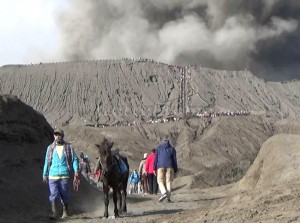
[
  {"x1": 133, "y1": 136, "x2": 178, "y2": 203},
  {"x1": 129, "y1": 148, "x2": 160, "y2": 195},
  {"x1": 42, "y1": 129, "x2": 178, "y2": 220}
]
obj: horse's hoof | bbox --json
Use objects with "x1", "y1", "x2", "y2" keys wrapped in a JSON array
[
  {"x1": 107, "y1": 215, "x2": 116, "y2": 219},
  {"x1": 114, "y1": 213, "x2": 120, "y2": 218},
  {"x1": 102, "y1": 214, "x2": 109, "y2": 219}
]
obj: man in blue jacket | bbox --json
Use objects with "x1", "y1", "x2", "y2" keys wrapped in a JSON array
[
  {"x1": 42, "y1": 129, "x2": 79, "y2": 219},
  {"x1": 154, "y1": 136, "x2": 178, "y2": 202}
]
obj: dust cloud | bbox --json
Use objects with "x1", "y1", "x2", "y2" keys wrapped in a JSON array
[{"x1": 55, "y1": 0, "x2": 299, "y2": 80}]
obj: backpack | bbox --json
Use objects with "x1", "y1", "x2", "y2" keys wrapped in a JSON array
[
  {"x1": 130, "y1": 171, "x2": 139, "y2": 182},
  {"x1": 114, "y1": 155, "x2": 129, "y2": 173},
  {"x1": 46, "y1": 141, "x2": 74, "y2": 174}
]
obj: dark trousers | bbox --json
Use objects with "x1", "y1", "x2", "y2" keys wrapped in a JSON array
[
  {"x1": 141, "y1": 174, "x2": 149, "y2": 193},
  {"x1": 148, "y1": 173, "x2": 158, "y2": 194}
]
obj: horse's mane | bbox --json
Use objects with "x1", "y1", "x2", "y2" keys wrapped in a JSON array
[{"x1": 95, "y1": 137, "x2": 114, "y2": 155}]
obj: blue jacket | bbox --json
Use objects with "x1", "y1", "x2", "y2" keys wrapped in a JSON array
[
  {"x1": 43, "y1": 143, "x2": 79, "y2": 179},
  {"x1": 130, "y1": 171, "x2": 140, "y2": 183},
  {"x1": 154, "y1": 140, "x2": 178, "y2": 173}
]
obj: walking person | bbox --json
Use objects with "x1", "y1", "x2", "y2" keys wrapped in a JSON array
[
  {"x1": 145, "y1": 149, "x2": 158, "y2": 194},
  {"x1": 154, "y1": 136, "x2": 178, "y2": 202},
  {"x1": 138, "y1": 153, "x2": 149, "y2": 194},
  {"x1": 129, "y1": 169, "x2": 140, "y2": 194},
  {"x1": 79, "y1": 151, "x2": 84, "y2": 161},
  {"x1": 79, "y1": 151, "x2": 92, "y2": 183},
  {"x1": 42, "y1": 129, "x2": 80, "y2": 219}
]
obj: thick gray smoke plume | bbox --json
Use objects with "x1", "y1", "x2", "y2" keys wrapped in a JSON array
[{"x1": 56, "y1": 0, "x2": 300, "y2": 80}]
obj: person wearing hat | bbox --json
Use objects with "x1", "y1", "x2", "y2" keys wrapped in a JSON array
[
  {"x1": 138, "y1": 153, "x2": 149, "y2": 194},
  {"x1": 42, "y1": 128, "x2": 80, "y2": 219}
]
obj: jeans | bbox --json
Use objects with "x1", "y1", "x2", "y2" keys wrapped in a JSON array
[{"x1": 48, "y1": 178, "x2": 70, "y2": 204}]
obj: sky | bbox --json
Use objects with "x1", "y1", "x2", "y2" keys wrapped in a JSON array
[
  {"x1": 0, "y1": 0, "x2": 64, "y2": 65},
  {"x1": 1, "y1": 0, "x2": 300, "y2": 81}
]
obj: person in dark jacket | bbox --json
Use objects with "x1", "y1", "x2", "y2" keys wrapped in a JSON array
[{"x1": 154, "y1": 137, "x2": 178, "y2": 202}]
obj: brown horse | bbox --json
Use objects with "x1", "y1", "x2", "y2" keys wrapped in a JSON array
[{"x1": 95, "y1": 138, "x2": 129, "y2": 218}]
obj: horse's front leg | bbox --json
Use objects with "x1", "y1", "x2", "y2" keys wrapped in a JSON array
[
  {"x1": 117, "y1": 189, "x2": 122, "y2": 213},
  {"x1": 112, "y1": 187, "x2": 119, "y2": 217},
  {"x1": 103, "y1": 186, "x2": 109, "y2": 218},
  {"x1": 121, "y1": 189, "x2": 127, "y2": 213}
]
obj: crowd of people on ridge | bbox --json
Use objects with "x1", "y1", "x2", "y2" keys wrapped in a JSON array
[{"x1": 83, "y1": 109, "x2": 251, "y2": 128}]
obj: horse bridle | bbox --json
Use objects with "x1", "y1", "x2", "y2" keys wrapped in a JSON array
[{"x1": 99, "y1": 155, "x2": 118, "y2": 175}]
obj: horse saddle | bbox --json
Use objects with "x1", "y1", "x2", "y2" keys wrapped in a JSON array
[{"x1": 114, "y1": 155, "x2": 128, "y2": 173}]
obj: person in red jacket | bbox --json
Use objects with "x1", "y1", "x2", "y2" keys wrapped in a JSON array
[{"x1": 145, "y1": 149, "x2": 158, "y2": 194}]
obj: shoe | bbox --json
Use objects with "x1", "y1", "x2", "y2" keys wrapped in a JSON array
[
  {"x1": 166, "y1": 199, "x2": 172, "y2": 203},
  {"x1": 158, "y1": 193, "x2": 167, "y2": 202}
]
